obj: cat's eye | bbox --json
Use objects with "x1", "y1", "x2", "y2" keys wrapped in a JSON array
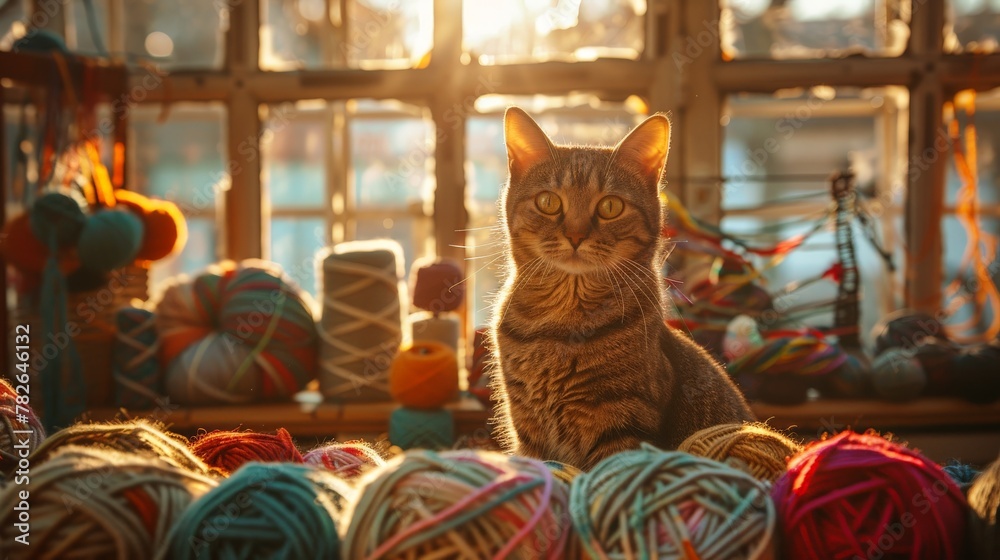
[
  {"x1": 534, "y1": 191, "x2": 562, "y2": 215},
  {"x1": 597, "y1": 196, "x2": 624, "y2": 219}
]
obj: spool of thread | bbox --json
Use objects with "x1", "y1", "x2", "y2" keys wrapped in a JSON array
[
  {"x1": 968, "y1": 455, "x2": 1000, "y2": 560},
  {"x1": 410, "y1": 257, "x2": 464, "y2": 313},
  {"x1": 0, "y1": 445, "x2": 216, "y2": 559},
  {"x1": 169, "y1": 462, "x2": 354, "y2": 560},
  {"x1": 303, "y1": 441, "x2": 385, "y2": 479},
  {"x1": 914, "y1": 338, "x2": 959, "y2": 396},
  {"x1": 678, "y1": 422, "x2": 803, "y2": 482},
  {"x1": 113, "y1": 190, "x2": 188, "y2": 261},
  {"x1": 318, "y1": 241, "x2": 405, "y2": 402},
  {"x1": 30, "y1": 189, "x2": 88, "y2": 249},
  {"x1": 389, "y1": 340, "x2": 459, "y2": 409},
  {"x1": 729, "y1": 335, "x2": 846, "y2": 405},
  {"x1": 772, "y1": 431, "x2": 968, "y2": 559},
  {"x1": 113, "y1": 306, "x2": 164, "y2": 409},
  {"x1": 77, "y1": 209, "x2": 145, "y2": 272},
  {"x1": 570, "y1": 444, "x2": 776, "y2": 559},
  {"x1": 953, "y1": 344, "x2": 1000, "y2": 404},
  {"x1": 872, "y1": 309, "x2": 949, "y2": 355},
  {"x1": 544, "y1": 460, "x2": 582, "y2": 484},
  {"x1": 467, "y1": 327, "x2": 494, "y2": 406},
  {"x1": 869, "y1": 347, "x2": 927, "y2": 402},
  {"x1": 28, "y1": 419, "x2": 212, "y2": 476},
  {"x1": 410, "y1": 313, "x2": 460, "y2": 351},
  {"x1": 942, "y1": 460, "x2": 980, "y2": 494},
  {"x1": 389, "y1": 408, "x2": 454, "y2": 450},
  {"x1": 0, "y1": 381, "x2": 45, "y2": 476},
  {"x1": 343, "y1": 449, "x2": 571, "y2": 559},
  {"x1": 189, "y1": 428, "x2": 304, "y2": 475}
]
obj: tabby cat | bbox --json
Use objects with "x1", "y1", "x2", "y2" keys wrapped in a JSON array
[{"x1": 490, "y1": 107, "x2": 754, "y2": 471}]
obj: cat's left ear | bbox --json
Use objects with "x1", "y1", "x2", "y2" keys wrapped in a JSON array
[{"x1": 611, "y1": 114, "x2": 670, "y2": 189}]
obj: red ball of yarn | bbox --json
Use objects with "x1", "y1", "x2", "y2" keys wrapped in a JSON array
[
  {"x1": 410, "y1": 258, "x2": 464, "y2": 313},
  {"x1": 303, "y1": 441, "x2": 385, "y2": 479},
  {"x1": 189, "y1": 428, "x2": 303, "y2": 475},
  {"x1": 772, "y1": 431, "x2": 968, "y2": 560}
]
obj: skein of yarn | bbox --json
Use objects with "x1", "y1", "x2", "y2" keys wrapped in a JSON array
[
  {"x1": 678, "y1": 422, "x2": 803, "y2": 482},
  {"x1": 113, "y1": 306, "x2": 164, "y2": 409},
  {"x1": 772, "y1": 431, "x2": 968, "y2": 559},
  {"x1": 303, "y1": 441, "x2": 385, "y2": 479},
  {"x1": 968, "y1": 455, "x2": 1000, "y2": 560},
  {"x1": 189, "y1": 428, "x2": 304, "y2": 475},
  {"x1": 318, "y1": 241, "x2": 405, "y2": 402},
  {"x1": 344, "y1": 449, "x2": 571, "y2": 559},
  {"x1": 0, "y1": 378, "x2": 45, "y2": 476},
  {"x1": 570, "y1": 444, "x2": 776, "y2": 559}
]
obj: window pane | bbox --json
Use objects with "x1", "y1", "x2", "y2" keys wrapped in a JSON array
[
  {"x1": 948, "y1": 0, "x2": 1000, "y2": 53},
  {"x1": 67, "y1": 0, "x2": 110, "y2": 56},
  {"x1": 722, "y1": 0, "x2": 908, "y2": 59},
  {"x1": 262, "y1": 101, "x2": 328, "y2": 209},
  {"x1": 463, "y1": 0, "x2": 645, "y2": 64},
  {"x1": 271, "y1": 216, "x2": 326, "y2": 295},
  {"x1": 355, "y1": 214, "x2": 431, "y2": 274},
  {"x1": 261, "y1": 0, "x2": 433, "y2": 70},
  {"x1": 125, "y1": 0, "x2": 224, "y2": 69},
  {"x1": 350, "y1": 100, "x2": 433, "y2": 210}
]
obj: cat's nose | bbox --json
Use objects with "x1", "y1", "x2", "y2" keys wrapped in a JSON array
[{"x1": 565, "y1": 231, "x2": 588, "y2": 249}]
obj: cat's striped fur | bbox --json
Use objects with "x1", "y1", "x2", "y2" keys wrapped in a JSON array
[{"x1": 490, "y1": 107, "x2": 754, "y2": 471}]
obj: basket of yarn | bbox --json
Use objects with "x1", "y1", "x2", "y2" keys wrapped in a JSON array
[
  {"x1": 389, "y1": 340, "x2": 459, "y2": 409},
  {"x1": 772, "y1": 430, "x2": 969, "y2": 559},
  {"x1": 155, "y1": 260, "x2": 319, "y2": 405},
  {"x1": 0, "y1": 445, "x2": 216, "y2": 559},
  {"x1": 0, "y1": 378, "x2": 45, "y2": 476},
  {"x1": 728, "y1": 335, "x2": 847, "y2": 404},
  {"x1": 303, "y1": 441, "x2": 385, "y2": 479},
  {"x1": 678, "y1": 422, "x2": 803, "y2": 482},
  {"x1": 167, "y1": 462, "x2": 355, "y2": 560},
  {"x1": 570, "y1": 444, "x2": 776, "y2": 559},
  {"x1": 343, "y1": 449, "x2": 571, "y2": 559},
  {"x1": 189, "y1": 428, "x2": 304, "y2": 476},
  {"x1": 968, "y1": 454, "x2": 1000, "y2": 559}
]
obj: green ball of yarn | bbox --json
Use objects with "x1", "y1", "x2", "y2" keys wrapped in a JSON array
[
  {"x1": 78, "y1": 209, "x2": 144, "y2": 272},
  {"x1": 869, "y1": 348, "x2": 927, "y2": 402},
  {"x1": 169, "y1": 462, "x2": 354, "y2": 559},
  {"x1": 30, "y1": 190, "x2": 88, "y2": 249}
]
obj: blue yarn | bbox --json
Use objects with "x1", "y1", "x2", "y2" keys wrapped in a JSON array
[
  {"x1": 113, "y1": 307, "x2": 163, "y2": 409},
  {"x1": 30, "y1": 191, "x2": 88, "y2": 249},
  {"x1": 38, "y1": 237, "x2": 85, "y2": 432},
  {"x1": 942, "y1": 460, "x2": 979, "y2": 492},
  {"x1": 77, "y1": 210, "x2": 144, "y2": 272},
  {"x1": 389, "y1": 408, "x2": 454, "y2": 450}
]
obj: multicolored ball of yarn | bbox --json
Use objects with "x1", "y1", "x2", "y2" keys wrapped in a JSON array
[
  {"x1": 169, "y1": 462, "x2": 354, "y2": 560},
  {"x1": 822, "y1": 351, "x2": 869, "y2": 398},
  {"x1": 113, "y1": 306, "x2": 164, "y2": 409},
  {"x1": 303, "y1": 441, "x2": 385, "y2": 479},
  {"x1": 156, "y1": 260, "x2": 319, "y2": 405},
  {"x1": 678, "y1": 422, "x2": 803, "y2": 482},
  {"x1": 344, "y1": 449, "x2": 571, "y2": 559},
  {"x1": 0, "y1": 445, "x2": 216, "y2": 559},
  {"x1": 0, "y1": 378, "x2": 45, "y2": 476},
  {"x1": 570, "y1": 444, "x2": 775, "y2": 559},
  {"x1": 772, "y1": 431, "x2": 968, "y2": 559},
  {"x1": 189, "y1": 428, "x2": 304, "y2": 475},
  {"x1": 728, "y1": 335, "x2": 846, "y2": 404},
  {"x1": 544, "y1": 460, "x2": 582, "y2": 484},
  {"x1": 968, "y1": 454, "x2": 1000, "y2": 559}
]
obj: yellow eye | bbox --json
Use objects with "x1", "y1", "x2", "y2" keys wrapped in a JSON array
[
  {"x1": 534, "y1": 191, "x2": 562, "y2": 215},
  {"x1": 597, "y1": 196, "x2": 624, "y2": 219}
]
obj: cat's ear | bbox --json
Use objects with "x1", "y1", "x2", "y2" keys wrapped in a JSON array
[
  {"x1": 611, "y1": 114, "x2": 670, "y2": 189},
  {"x1": 504, "y1": 107, "x2": 556, "y2": 178}
]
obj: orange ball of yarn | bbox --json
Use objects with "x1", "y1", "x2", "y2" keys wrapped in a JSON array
[
  {"x1": 114, "y1": 190, "x2": 187, "y2": 262},
  {"x1": 389, "y1": 340, "x2": 459, "y2": 409},
  {"x1": 0, "y1": 212, "x2": 80, "y2": 275}
]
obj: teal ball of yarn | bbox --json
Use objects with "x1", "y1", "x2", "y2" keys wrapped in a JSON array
[
  {"x1": 78, "y1": 210, "x2": 144, "y2": 272},
  {"x1": 30, "y1": 190, "x2": 88, "y2": 249},
  {"x1": 869, "y1": 348, "x2": 927, "y2": 402},
  {"x1": 169, "y1": 462, "x2": 354, "y2": 560}
]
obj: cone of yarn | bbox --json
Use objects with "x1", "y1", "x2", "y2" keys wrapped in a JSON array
[
  {"x1": 968, "y1": 455, "x2": 1000, "y2": 560},
  {"x1": 869, "y1": 347, "x2": 928, "y2": 402},
  {"x1": 678, "y1": 422, "x2": 803, "y2": 482},
  {"x1": 343, "y1": 449, "x2": 571, "y2": 559},
  {"x1": 544, "y1": 460, "x2": 582, "y2": 484},
  {"x1": 872, "y1": 309, "x2": 949, "y2": 355},
  {"x1": 303, "y1": 441, "x2": 386, "y2": 479},
  {"x1": 0, "y1": 379, "x2": 45, "y2": 476},
  {"x1": 156, "y1": 260, "x2": 319, "y2": 405},
  {"x1": 772, "y1": 431, "x2": 968, "y2": 559},
  {"x1": 113, "y1": 306, "x2": 164, "y2": 409},
  {"x1": 77, "y1": 209, "x2": 145, "y2": 272},
  {"x1": 168, "y1": 462, "x2": 354, "y2": 560},
  {"x1": 410, "y1": 313, "x2": 461, "y2": 351},
  {"x1": 0, "y1": 445, "x2": 216, "y2": 560},
  {"x1": 113, "y1": 189, "x2": 188, "y2": 261},
  {"x1": 389, "y1": 340, "x2": 459, "y2": 409},
  {"x1": 28, "y1": 419, "x2": 212, "y2": 476},
  {"x1": 318, "y1": 241, "x2": 405, "y2": 402},
  {"x1": 570, "y1": 444, "x2": 776, "y2": 559},
  {"x1": 189, "y1": 428, "x2": 304, "y2": 475}
]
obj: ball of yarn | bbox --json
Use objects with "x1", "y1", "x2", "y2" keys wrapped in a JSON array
[
  {"x1": 823, "y1": 351, "x2": 869, "y2": 398},
  {"x1": 570, "y1": 444, "x2": 775, "y2": 559},
  {"x1": 0, "y1": 212, "x2": 80, "y2": 275},
  {"x1": 77, "y1": 209, "x2": 145, "y2": 272},
  {"x1": 544, "y1": 460, "x2": 582, "y2": 484},
  {"x1": 953, "y1": 344, "x2": 1000, "y2": 404},
  {"x1": 872, "y1": 309, "x2": 949, "y2": 355},
  {"x1": 942, "y1": 459, "x2": 980, "y2": 494},
  {"x1": 0, "y1": 381, "x2": 45, "y2": 476},
  {"x1": 729, "y1": 335, "x2": 846, "y2": 405},
  {"x1": 772, "y1": 431, "x2": 968, "y2": 559},
  {"x1": 30, "y1": 189, "x2": 88, "y2": 249},
  {"x1": 968, "y1": 455, "x2": 1000, "y2": 559},
  {"x1": 678, "y1": 422, "x2": 803, "y2": 482},
  {"x1": 410, "y1": 257, "x2": 464, "y2": 313},
  {"x1": 157, "y1": 261, "x2": 319, "y2": 405},
  {"x1": 389, "y1": 340, "x2": 459, "y2": 409},
  {"x1": 114, "y1": 190, "x2": 188, "y2": 261},
  {"x1": 914, "y1": 338, "x2": 959, "y2": 395},
  {"x1": 189, "y1": 428, "x2": 304, "y2": 475},
  {"x1": 0, "y1": 377, "x2": 15, "y2": 399},
  {"x1": 303, "y1": 441, "x2": 385, "y2": 479},
  {"x1": 113, "y1": 306, "x2": 164, "y2": 409},
  {"x1": 869, "y1": 347, "x2": 927, "y2": 402},
  {"x1": 344, "y1": 449, "x2": 571, "y2": 559},
  {"x1": 0, "y1": 445, "x2": 216, "y2": 559}
]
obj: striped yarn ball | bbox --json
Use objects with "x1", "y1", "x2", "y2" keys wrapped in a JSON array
[
  {"x1": 189, "y1": 428, "x2": 303, "y2": 476},
  {"x1": 678, "y1": 422, "x2": 803, "y2": 482},
  {"x1": 303, "y1": 441, "x2": 385, "y2": 480}
]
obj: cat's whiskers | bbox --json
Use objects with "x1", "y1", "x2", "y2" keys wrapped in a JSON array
[
  {"x1": 451, "y1": 253, "x2": 507, "y2": 292},
  {"x1": 496, "y1": 257, "x2": 547, "y2": 327},
  {"x1": 617, "y1": 260, "x2": 663, "y2": 319},
  {"x1": 610, "y1": 262, "x2": 649, "y2": 348},
  {"x1": 602, "y1": 266, "x2": 626, "y2": 321}
]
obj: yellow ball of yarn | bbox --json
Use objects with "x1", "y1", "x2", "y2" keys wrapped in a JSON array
[{"x1": 678, "y1": 422, "x2": 803, "y2": 482}]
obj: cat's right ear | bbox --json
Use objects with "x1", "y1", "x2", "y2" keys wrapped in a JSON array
[{"x1": 504, "y1": 107, "x2": 556, "y2": 179}]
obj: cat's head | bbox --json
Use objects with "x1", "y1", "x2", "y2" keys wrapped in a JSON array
[{"x1": 501, "y1": 107, "x2": 669, "y2": 275}]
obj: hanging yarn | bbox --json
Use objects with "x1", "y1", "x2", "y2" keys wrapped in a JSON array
[
  {"x1": 570, "y1": 444, "x2": 776, "y2": 559},
  {"x1": 0, "y1": 379, "x2": 45, "y2": 476},
  {"x1": 189, "y1": 428, "x2": 304, "y2": 476},
  {"x1": 952, "y1": 344, "x2": 1000, "y2": 404},
  {"x1": 303, "y1": 441, "x2": 386, "y2": 479},
  {"x1": 113, "y1": 306, "x2": 164, "y2": 409},
  {"x1": 868, "y1": 347, "x2": 928, "y2": 402},
  {"x1": 728, "y1": 335, "x2": 847, "y2": 405},
  {"x1": 389, "y1": 340, "x2": 459, "y2": 410},
  {"x1": 968, "y1": 455, "x2": 1000, "y2": 560},
  {"x1": 942, "y1": 460, "x2": 980, "y2": 494},
  {"x1": 156, "y1": 260, "x2": 319, "y2": 405},
  {"x1": 318, "y1": 241, "x2": 405, "y2": 402},
  {"x1": 113, "y1": 189, "x2": 188, "y2": 262},
  {"x1": 872, "y1": 309, "x2": 949, "y2": 355},
  {"x1": 772, "y1": 431, "x2": 968, "y2": 560},
  {"x1": 544, "y1": 460, "x2": 582, "y2": 484},
  {"x1": 677, "y1": 422, "x2": 803, "y2": 482},
  {"x1": 168, "y1": 462, "x2": 354, "y2": 560},
  {"x1": 0, "y1": 445, "x2": 216, "y2": 560},
  {"x1": 343, "y1": 449, "x2": 571, "y2": 559},
  {"x1": 77, "y1": 209, "x2": 145, "y2": 272}
]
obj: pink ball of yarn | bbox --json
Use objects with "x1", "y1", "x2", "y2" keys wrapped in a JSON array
[
  {"x1": 303, "y1": 441, "x2": 385, "y2": 479},
  {"x1": 772, "y1": 431, "x2": 969, "y2": 559}
]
